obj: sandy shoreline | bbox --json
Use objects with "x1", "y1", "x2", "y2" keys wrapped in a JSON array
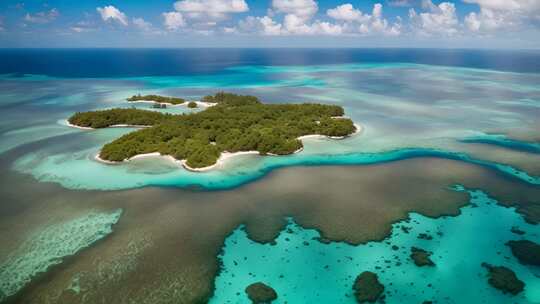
[
  {"x1": 64, "y1": 120, "x2": 151, "y2": 130},
  {"x1": 298, "y1": 123, "x2": 363, "y2": 140},
  {"x1": 128, "y1": 100, "x2": 217, "y2": 108},
  {"x1": 92, "y1": 122, "x2": 362, "y2": 172}
]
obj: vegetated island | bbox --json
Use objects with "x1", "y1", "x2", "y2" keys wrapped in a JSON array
[
  {"x1": 68, "y1": 92, "x2": 359, "y2": 170},
  {"x1": 127, "y1": 94, "x2": 186, "y2": 105}
]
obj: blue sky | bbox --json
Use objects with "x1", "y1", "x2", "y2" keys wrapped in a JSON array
[{"x1": 0, "y1": 0, "x2": 539, "y2": 48}]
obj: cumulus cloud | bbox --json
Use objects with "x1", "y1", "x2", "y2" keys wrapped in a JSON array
[
  {"x1": 97, "y1": 6, "x2": 128, "y2": 26},
  {"x1": 327, "y1": 4, "x2": 365, "y2": 22},
  {"x1": 133, "y1": 18, "x2": 153, "y2": 32},
  {"x1": 173, "y1": 0, "x2": 248, "y2": 23},
  {"x1": 326, "y1": 3, "x2": 402, "y2": 36},
  {"x1": 24, "y1": 8, "x2": 60, "y2": 24},
  {"x1": 238, "y1": 16, "x2": 283, "y2": 35},
  {"x1": 463, "y1": 0, "x2": 540, "y2": 32},
  {"x1": 408, "y1": 0, "x2": 458, "y2": 36},
  {"x1": 272, "y1": 0, "x2": 318, "y2": 20},
  {"x1": 235, "y1": 1, "x2": 399, "y2": 36},
  {"x1": 163, "y1": 11, "x2": 186, "y2": 30}
]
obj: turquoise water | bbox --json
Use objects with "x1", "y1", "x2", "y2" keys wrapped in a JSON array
[
  {"x1": 2, "y1": 62, "x2": 539, "y2": 190},
  {"x1": 0, "y1": 50, "x2": 539, "y2": 303},
  {"x1": 12, "y1": 137, "x2": 540, "y2": 190},
  {"x1": 211, "y1": 187, "x2": 540, "y2": 303},
  {"x1": 462, "y1": 133, "x2": 540, "y2": 154},
  {"x1": 0, "y1": 209, "x2": 122, "y2": 301}
]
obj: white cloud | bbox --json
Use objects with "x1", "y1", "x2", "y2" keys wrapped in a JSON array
[
  {"x1": 236, "y1": 2, "x2": 400, "y2": 37},
  {"x1": 173, "y1": 0, "x2": 248, "y2": 22},
  {"x1": 238, "y1": 16, "x2": 283, "y2": 35},
  {"x1": 272, "y1": 0, "x2": 318, "y2": 20},
  {"x1": 326, "y1": 3, "x2": 401, "y2": 36},
  {"x1": 463, "y1": 0, "x2": 540, "y2": 32},
  {"x1": 327, "y1": 4, "x2": 365, "y2": 22},
  {"x1": 133, "y1": 18, "x2": 153, "y2": 31},
  {"x1": 463, "y1": 0, "x2": 536, "y2": 11},
  {"x1": 163, "y1": 11, "x2": 186, "y2": 30},
  {"x1": 409, "y1": 1, "x2": 458, "y2": 36},
  {"x1": 24, "y1": 8, "x2": 59, "y2": 24},
  {"x1": 97, "y1": 6, "x2": 128, "y2": 26}
]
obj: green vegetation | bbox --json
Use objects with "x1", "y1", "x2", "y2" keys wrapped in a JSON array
[
  {"x1": 188, "y1": 101, "x2": 198, "y2": 108},
  {"x1": 68, "y1": 93, "x2": 357, "y2": 169},
  {"x1": 127, "y1": 94, "x2": 185, "y2": 105},
  {"x1": 68, "y1": 108, "x2": 171, "y2": 128}
]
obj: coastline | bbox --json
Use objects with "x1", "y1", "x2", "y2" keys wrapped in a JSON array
[
  {"x1": 92, "y1": 122, "x2": 362, "y2": 172},
  {"x1": 127, "y1": 100, "x2": 217, "y2": 108},
  {"x1": 64, "y1": 120, "x2": 151, "y2": 130}
]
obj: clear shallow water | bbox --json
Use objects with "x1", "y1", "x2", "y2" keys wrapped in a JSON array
[
  {"x1": 0, "y1": 49, "x2": 539, "y2": 303},
  {"x1": 1, "y1": 59, "x2": 539, "y2": 191},
  {"x1": 0, "y1": 209, "x2": 122, "y2": 301},
  {"x1": 211, "y1": 187, "x2": 540, "y2": 304}
]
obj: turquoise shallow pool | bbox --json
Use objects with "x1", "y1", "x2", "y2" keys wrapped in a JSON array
[{"x1": 211, "y1": 187, "x2": 540, "y2": 304}]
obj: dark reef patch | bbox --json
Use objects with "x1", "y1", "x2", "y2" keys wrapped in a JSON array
[
  {"x1": 352, "y1": 271, "x2": 385, "y2": 303},
  {"x1": 245, "y1": 282, "x2": 277, "y2": 303},
  {"x1": 410, "y1": 247, "x2": 435, "y2": 267},
  {"x1": 506, "y1": 240, "x2": 540, "y2": 266},
  {"x1": 481, "y1": 263, "x2": 524, "y2": 295},
  {"x1": 510, "y1": 226, "x2": 526, "y2": 235}
]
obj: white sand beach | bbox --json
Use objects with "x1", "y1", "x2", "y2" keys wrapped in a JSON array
[{"x1": 92, "y1": 121, "x2": 362, "y2": 171}]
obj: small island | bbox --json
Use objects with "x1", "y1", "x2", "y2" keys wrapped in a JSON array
[
  {"x1": 245, "y1": 282, "x2": 278, "y2": 303},
  {"x1": 127, "y1": 94, "x2": 185, "y2": 105},
  {"x1": 352, "y1": 271, "x2": 385, "y2": 303},
  {"x1": 68, "y1": 92, "x2": 358, "y2": 170},
  {"x1": 481, "y1": 263, "x2": 524, "y2": 295}
]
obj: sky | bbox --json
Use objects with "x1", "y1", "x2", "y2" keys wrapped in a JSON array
[{"x1": 0, "y1": 0, "x2": 539, "y2": 48}]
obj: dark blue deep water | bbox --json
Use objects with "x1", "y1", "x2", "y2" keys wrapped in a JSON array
[{"x1": 1, "y1": 48, "x2": 539, "y2": 77}]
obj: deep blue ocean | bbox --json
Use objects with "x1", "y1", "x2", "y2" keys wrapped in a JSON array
[{"x1": 1, "y1": 48, "x2": 540, "y2": 77}]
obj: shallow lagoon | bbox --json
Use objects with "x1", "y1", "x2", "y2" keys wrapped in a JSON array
[
  {"x1": 212, "y1": 188, "x2": 540, "y2": 303},
  {"x1": 3, "y1": 62, "x2": 540, "y2": 191},
  {"x1": 0, "y1": 50, "x2": 539, "y2": 303}
]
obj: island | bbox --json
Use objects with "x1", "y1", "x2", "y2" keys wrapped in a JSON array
[
  {"x1": 481, "y1": 263, "x2": 524, "y2": 295},
  {"x1": 68, "y1": 92, "x2": 358, "y2": 170},
  {"x1": 245, "y1": 282, "x2": 278, "y2": 303},
  {"x1": 352, "y1": 271, "x2": 385, "y2": 303},
  {"x1": 127, "y1": 94, "x2": 185, "y2": 105}
]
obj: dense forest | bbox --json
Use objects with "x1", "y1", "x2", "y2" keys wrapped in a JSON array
[
  {"x1": 68, "y1": 108, "x2": 171, "y2": 128},
  {"x1": 69, "y1": 93, "x2": 357, "y2": 169},
  {"x1": 127, "y1": 94, "x2": 186, "y2": 105}
]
